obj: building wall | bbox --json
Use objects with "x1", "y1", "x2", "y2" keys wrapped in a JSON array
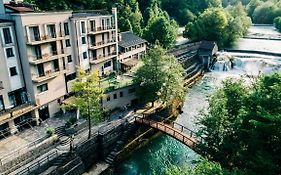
[
  {"x1": 0, "y1": 21, "x2": 25, "y2": 110},
  {"x1": 119, "y1": 45, "x2": 146, "y2": 62},
  {"x1": 103, "y1": 85, "x2": 138, "y2": 111}
]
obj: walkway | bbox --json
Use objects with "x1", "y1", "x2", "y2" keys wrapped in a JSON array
[{"x1": 134, "y1": 116, "x2": 203, "y2": 149}]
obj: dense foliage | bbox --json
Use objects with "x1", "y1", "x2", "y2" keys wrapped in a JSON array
[
  {"x1": 197, "y1": 73, "x2": 281, "y2": 175},
  {"x1": 133, "y1": 46, "x2": 185, "y2": 106},
  {"x1": 64, "y1": 70, "x2": 104, "y2": 139},
  {"x1": 274, "y1": 16, "x2": 281, "y2": 32},
  {"x1": 184, "y1": 4, "x2": 251, "y2": 47},
  {"x1": 164, "y1": 160, "x2": 224, "y2": 175}
]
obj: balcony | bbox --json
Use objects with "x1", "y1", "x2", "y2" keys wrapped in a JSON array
[
  {"x1": 0, "y1": 102, "x2": 37, "y2": 125},
  {"x1": 88, "y1": 26, "x2": 116, "y2": 35},
  {"x1": 31, "y1": 69, "x2": 68, "y2": 83},
  {"x1": 89, "y1": 39, "x2": 117, "y2": 50},
  {"x1": 90, "y1": 52, "x2": 117, "y2": 65},
  {"x1": 26, "y1": 33, "x2": 66, "y2": 45},
  {"x1": 29, "y1": 50, "x2": 66, "y2": 65},
  {"x1": 0, "y1": 81, "x2": 3, "y2": 90}
]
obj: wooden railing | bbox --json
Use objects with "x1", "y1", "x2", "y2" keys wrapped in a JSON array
[{"x1": 134, "y1": 116, "x2": 203, "y2": 148}]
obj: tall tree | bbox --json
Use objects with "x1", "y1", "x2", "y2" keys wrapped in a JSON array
[
  {"x1": 197, "y1": 73, "x2": 281, "y2": 174},
  {"x1": 133, "y1": 46, "x2": 185, "y2": 106},
  {"x1": 66, "y1": 70, "x2": 104, "y2": 139}
]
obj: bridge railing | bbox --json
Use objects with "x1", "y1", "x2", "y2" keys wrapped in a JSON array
[{"x1": 134, "y1": 116, "x2": 204, "y2": 146}]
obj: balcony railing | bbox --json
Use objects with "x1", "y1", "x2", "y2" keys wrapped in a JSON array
[
  {"x1": 0, "y1": 81, "x2": 3, "y2": 90},
  {"x1": 90, "y1": 52, "x2": 117, "y2": 65},
  {"x1": 26, "y1": 32, "x2": 64, "y2": 45},
  {"x1": 31, "y1": 69, "x2": 67, "y2": 83},
  {"x1": 89, "y1": 39, "x2": 116, "y2": 50},
  {"x1": 29, "y1": 50, "x2": 66, "y2": 64},
  {"x1": 88, "y1": 26, "x2": 116, "y2": 34}
]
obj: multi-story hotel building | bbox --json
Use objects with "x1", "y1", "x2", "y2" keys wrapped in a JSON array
[{"x1": 0, "y1": 1, "x2": 122, "y2": 136}]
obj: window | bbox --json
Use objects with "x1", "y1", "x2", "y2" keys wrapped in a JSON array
[
  {"x1": 128, "y1": 88, "x2": 136, "y2": 94},
  {"x1": 113, "y1": 93, "x2": 117, "y2": 99},
  {"x1": 104, "y1": 61, "x2": 111, "y2": 68},
  {"x1": 90, "y1": 20, "x2": 95, "y2": 31},
  {"x1": 0, "y1": 96, "x2": 4, "y2": 111},
  {"x1": 37, "y1": 83, "x2": 48, "y2": 93},
  {"x1": 64, "y1": 22, "x2": 69, "y2": 35},
  {"x1": 6, "y1": 48, "x2": 14, "y2": 58},
  {"x1": 81, "y1": 21, "x2": 85, "y2": 33},
  {"x1": 120, "y1": 91, "x2": 123, "y2": 97},
  {"x1": 31, "y1": 26, "x2": 40, "y2": 41},
  {"x1": 81, "y1": 37, "x2": 86, "y2": 44},
  {"x1": 9, "y1": 67, "x2": 17, "y2": 76},
  {"x1": 66, "y1": 73, "x2": 76, "y2": 82},
  {"x1": 106, "y1": 96, "x2": 110, "y2": 101},
  {"x1": 83, "y1": 52, "x2": 88, "y2": 59},
  {"x1": 53, "y1": 60, "x2": 59, "y2": 71},
  {"x1": 3, "y1": 28, "x2": 12, "y2": 44},
  {"x1": 48, "y1": 24, "x2": 56, "y2": 38},
  {"x1": 65, "y1": 39, "x2": 71, "y2": 47},
  {"x1": 67, "y1": 55, "x2": 72, "y2": 63}
]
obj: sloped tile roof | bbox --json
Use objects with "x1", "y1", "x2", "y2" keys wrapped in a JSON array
[{"x1": 119, "y1": 31, "x2": 147, "y2": 48}]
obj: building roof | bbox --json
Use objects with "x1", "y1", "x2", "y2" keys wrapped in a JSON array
[
  {"x1": 72, "y1": 10, "x2": 111, "y2": 17},
  {"x1": 5, "y1": 4, "x2": 34, "y2": 13},
  {"x1": 199, "y1": 41, "x2": 217, "y2": 50},
  {"x1": 118, "y1": 31, "x2": 147, "y2": 48}
]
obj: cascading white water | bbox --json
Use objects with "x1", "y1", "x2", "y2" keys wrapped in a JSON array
[{"x1": 212, "y1": 52, "x2": 234, "y2": 71}]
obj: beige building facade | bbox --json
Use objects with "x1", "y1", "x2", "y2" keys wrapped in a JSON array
[{"x1": 0, "y1": 1, "x2": 145, "y2": 137}]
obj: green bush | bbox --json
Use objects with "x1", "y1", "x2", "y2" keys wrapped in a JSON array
[{"x1": 46, "y1": 127, "x2": 55, "y2": 135}]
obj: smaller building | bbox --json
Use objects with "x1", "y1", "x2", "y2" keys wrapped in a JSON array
[
  {"x1": 198, "y1": 41, "x2": 218, "y2": 70},
  {"x1": 118, "y1": 31, "x2": 147, "y2": 71}
]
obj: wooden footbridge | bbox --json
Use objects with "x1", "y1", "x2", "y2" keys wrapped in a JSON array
[{"x1": 134, "y1": 116, "x2": 203, "y2": 149}]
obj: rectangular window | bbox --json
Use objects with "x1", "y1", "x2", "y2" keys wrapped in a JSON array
[
  {"x1": 81, "y1": 21, "x2": 86, "y2": 33},
  {"x1": 48, "y1": 24, "x2": 56, "y2": 38},
  {"x1": 113, "y1": 93, "x2": 117, "y2": 99},
  {"x1": 66, "y1": 73, "x2": 76, "y2": 82},
  {"x1": 81, "y1": 37, "x2": 86, "y2": 44},
  {"x1": 3, "y1": 28, "x2": 12, "y2": 44},
  {"x1": 0, "y1": 96, "x2": 4, "y2": 111},
  {"x1": 31, "y1": 26, "x2": 40, "y2": 41},
  {"x1": 65, "y1": 39, "x2": 71, "y2": 47},
  {"x1": 64, "y1": 22, "x2": 69, "y2": 35},
  {"x1": 53, "y1": 60, "x2": 59, "y2": 71},
  {"x1": 90, "y1": 20, "x2": 95, "y2": 31},
  {"x1": 120, "y1": 91, "x2": 123, "y2": 97},
  {"x1": 9, "y1": 67, "x2": 17, "y2": 76},
  {"x1": 106, "y1": 96, "x2": 110, "y2": 101},
  {"x1": 6, "y1": 48, "x2": 14, "y2": 58},
  {"x1": 128, "y1": 88, "x2": 136, "y2": 94},
  {"x1": 67, "y1": 55, "x2": 72, "y2": 63},
  {"x1": 37, "y1": 83, "x2": 48, "y2": 93},
  {"x1": 104, "y1": 61, "x2": 111, "y2": 68},
  {"x1": 83, "y1": 52, "x2": 88, "y2": 59}
]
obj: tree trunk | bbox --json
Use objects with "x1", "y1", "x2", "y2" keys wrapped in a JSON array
[{"x1": 87, "y1": 99, "x2": 91, "y2": 139}]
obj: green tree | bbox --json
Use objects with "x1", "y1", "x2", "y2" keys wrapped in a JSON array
[
  {"x1": 184, "y1": 6, "x2": 251, "y2": 48},
  {"x1": 197, "y1": 73, "x2": 281, "y2": 174},
  {"x1": 274, "y1": 16, "x2": 281, "y2": 31},
  {"x1": 184, "y1": 8, "x2": 229, "y2": 47},
  {"x1": 164, "y1": 159, "x2": 224, "y2": 175},
  {"x1": 66, "y1": 70, "x2": 104, "y2": 139},
  {"x1": 143, "y1": 2, "x2": 178, "y2": 48},
  {"x1": 133, "y1": 46, "x2": 185, "y2": 106}
]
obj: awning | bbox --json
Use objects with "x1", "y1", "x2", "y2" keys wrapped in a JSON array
[{"x1": 121, "y1": 59, "x2": 139, "y2": 67}]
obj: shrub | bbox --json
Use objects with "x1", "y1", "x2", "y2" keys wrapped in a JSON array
[{"x1": 46, "y1": 127, "x2": 55, "y2": 135}]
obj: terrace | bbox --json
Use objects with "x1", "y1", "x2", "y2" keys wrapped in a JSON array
[{"x1": 100, "y1": 74, "x2": 134, "y2": 93}]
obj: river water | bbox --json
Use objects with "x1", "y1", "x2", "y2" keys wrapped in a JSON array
[{"x1": 101, "y1": 26, "x2": 281, "y2": 175}]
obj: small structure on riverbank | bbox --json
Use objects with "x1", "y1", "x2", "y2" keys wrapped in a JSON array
[{"x1": 198, "y1": 41, "x2": 218, "y2": 70}]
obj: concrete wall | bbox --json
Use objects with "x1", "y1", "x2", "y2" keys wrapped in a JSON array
[{"x1": 103, "y1": 85, "x2": 138, "y2": 111}]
